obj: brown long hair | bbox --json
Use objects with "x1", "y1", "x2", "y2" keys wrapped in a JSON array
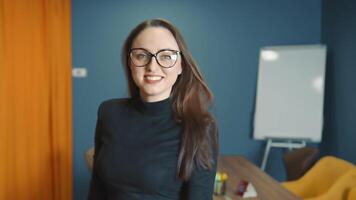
[{"x1": 122, "y1": 18, "x2": 219, "y2": 181}]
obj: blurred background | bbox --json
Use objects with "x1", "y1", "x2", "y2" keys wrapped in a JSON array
[{"x1": 1, "y1": 0, "x2": 355, "y2": 199}]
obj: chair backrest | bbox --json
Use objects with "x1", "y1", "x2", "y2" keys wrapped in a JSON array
[{"x1": 283, "y1": 147, "x2": 319, "y2": 181}]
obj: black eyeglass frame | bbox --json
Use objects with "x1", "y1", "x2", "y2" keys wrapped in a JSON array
[{"x1": 129, "y1": 48, "x2": 181, "y2": 68}]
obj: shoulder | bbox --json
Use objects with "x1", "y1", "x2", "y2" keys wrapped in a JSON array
[
  {"x1": 98, "y1": 98, "x2": 130, "y2": 110},
  {"x1": 96, "y1": 98, "x2": 131, "y2": 119}
]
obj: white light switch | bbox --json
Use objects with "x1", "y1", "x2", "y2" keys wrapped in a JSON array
[{"x1": 72, "y1": 68, "x2": 87, "y2": 78}]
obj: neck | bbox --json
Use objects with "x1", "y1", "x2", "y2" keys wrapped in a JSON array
[{"x1": 133, "y1": 95, "x2": 173, "y2": 116}]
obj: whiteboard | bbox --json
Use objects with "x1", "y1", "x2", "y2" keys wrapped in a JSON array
[{"x1": 253, "y1": 44, "x2": 327, "y2": 142}]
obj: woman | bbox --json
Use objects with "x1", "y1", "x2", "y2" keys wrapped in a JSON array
[{"x1": 88, "y1": 18, "x2": 219, "y2": 200}]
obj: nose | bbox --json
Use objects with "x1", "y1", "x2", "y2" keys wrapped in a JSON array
[{"x1": 146, "y1": 56, "x2": 160, "y2": 72}]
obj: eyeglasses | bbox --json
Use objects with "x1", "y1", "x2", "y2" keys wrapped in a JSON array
[{"x1": 129, "y1": 48, "x2": 180, "y2": 68}]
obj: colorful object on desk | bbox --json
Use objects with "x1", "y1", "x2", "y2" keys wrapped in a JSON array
[
  {"x1": 236, "y1": 179, "x2": 249, "y2": 196},
  {"x1": 242, "y1": 182, "x2": 258, "y2": 198},
  {"x1": 214, "y1": 172, "x2": 228, "y2": 195}
]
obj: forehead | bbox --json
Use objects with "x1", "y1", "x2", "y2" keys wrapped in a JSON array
[{"x1": 131, "y1": 27, "x2": 179, "y2": 52}]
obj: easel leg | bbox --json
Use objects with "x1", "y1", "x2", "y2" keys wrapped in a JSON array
[{"x1": 261, "y1": 139, "x2": 272, "y2": 171}]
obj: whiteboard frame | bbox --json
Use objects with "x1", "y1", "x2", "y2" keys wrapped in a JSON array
[{"x1": 253, "y1": 44, "x2": 327, "y2": 143}]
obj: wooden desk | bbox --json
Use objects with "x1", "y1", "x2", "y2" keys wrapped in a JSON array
[{"x1": 213, "y1": 156, "x2": 300, "y2": 200}]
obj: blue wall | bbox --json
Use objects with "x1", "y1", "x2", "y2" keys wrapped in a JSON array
[
  {"x1": 321, "y1": 0, "x2": 356, "y2": 163},
  {"x1": 72, "y1": 0, "x2": 321, "y2": 199}
]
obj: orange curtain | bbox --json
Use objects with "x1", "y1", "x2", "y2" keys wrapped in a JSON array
[{"x1": 0, "y1": 0, "x2": 73, "y2": 199}]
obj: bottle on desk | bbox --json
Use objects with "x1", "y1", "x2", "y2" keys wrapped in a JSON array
[{"x1": 214, "y1": 172, "x2": 228, "y2": 196}]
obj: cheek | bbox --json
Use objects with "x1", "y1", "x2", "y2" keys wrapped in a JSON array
[
  {"x1": 176, "y1": 60, "x2": 182, "y2": 75},
  {"x1": 170, "y1": 57, "x2": 182, "y2": 74},
  {"x1": 130, "y1": 67, "x2": 144, "y2": 84},
  {"x1": 165, "y1": 68, "x2": 181, "y2": 85}
]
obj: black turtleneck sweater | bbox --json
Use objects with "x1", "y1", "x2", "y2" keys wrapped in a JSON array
[{"x1": 88, "y1": 97, "x2": 217, "y2": 200}]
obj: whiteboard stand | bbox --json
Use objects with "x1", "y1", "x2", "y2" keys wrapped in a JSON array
[{"x1": 260, "y1": 138, "x2": 306, "y2": 171}]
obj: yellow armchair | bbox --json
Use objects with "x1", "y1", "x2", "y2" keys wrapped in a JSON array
[{"x1": 283, "y1": 156, "x2": 356, "y2": 200}]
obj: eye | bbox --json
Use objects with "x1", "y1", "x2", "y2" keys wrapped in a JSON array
[
  {"x1": 160, "y1": 55, "x2": 172, "y2": 60},
  {"x1": 135, "y1": 53, "x2": 148, "y2": 60}
]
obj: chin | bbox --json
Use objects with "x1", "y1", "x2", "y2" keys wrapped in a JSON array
[{"x1": 141, "y1": 89, "x2": 163, "y2": 97}]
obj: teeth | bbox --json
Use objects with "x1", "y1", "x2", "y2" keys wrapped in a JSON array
[{"x1": 145, "y1": 76, "x2": 163, "y2": 81}]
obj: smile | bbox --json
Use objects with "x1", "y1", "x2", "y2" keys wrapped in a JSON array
[{"x1": 144, "y1": 75, "x2": 164, "y2": 83}]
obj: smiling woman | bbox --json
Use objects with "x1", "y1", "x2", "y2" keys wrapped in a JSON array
[{"x1": 88, "y1": 18, "x2": 219, "y2": 200}]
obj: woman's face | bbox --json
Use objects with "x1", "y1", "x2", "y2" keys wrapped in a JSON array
[{"x1": 130, "y1": 27, "x2": 182, "y2": 102}]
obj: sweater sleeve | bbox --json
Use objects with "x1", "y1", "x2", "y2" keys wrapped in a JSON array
[
  {"x1": 184, "y1": 123, "x2": 219, "y2": 200},
  {"x1": 88, "y1": 103, "x2": 108, "y2": 200},
  {"x1": 184, "y1": 159, "x2": 217, "y2": 200}
]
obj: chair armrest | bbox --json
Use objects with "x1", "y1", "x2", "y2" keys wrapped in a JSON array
[
  {"x1": 84, "y1": 147, "x2": 95, "y2": 171},
  {"x1": 348, "y1": 186, "x2": 356, "y2": 200}
]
